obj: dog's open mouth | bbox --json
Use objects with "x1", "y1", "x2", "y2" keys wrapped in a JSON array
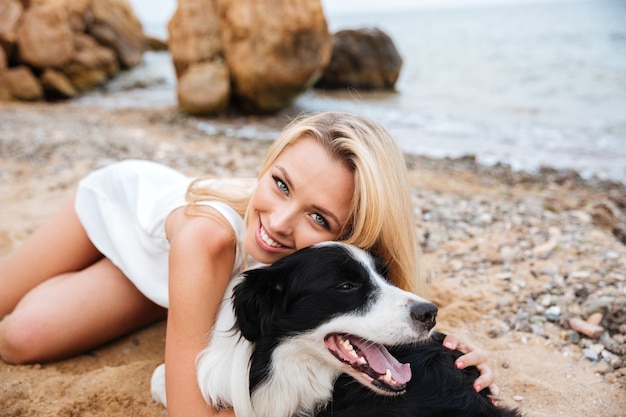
[{"x1": 324, "y1": 333, "x2": 410, "y2": 392}]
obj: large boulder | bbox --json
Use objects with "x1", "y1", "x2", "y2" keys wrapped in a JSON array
[
  {"x1": 219, "y1": 0, "x2": 332, "y2": 113},
  {"x1": 314, "y1": 28, "x2": 403, "y2": 90},
  {"x1": 90, "y1": 0, "x2": 146, "y2": 67},
  {"x1": 16, "y1": 3, "x2": 75, "y2": 68},
  {"x1": 0, "y1": 0, "x2": 23, "y2": 44},
  {"x1": 177, "y1": 61, "x2": 230, "y2": 114},
  {"x1": 0, "y1": 43, "x2": 6, "y2": 71},
  {"x1": 64, "y1": 32, "x2": 120, "y2": 90},
  {"x1": 168, "y1": 0, "x2": 223, "y2": 77},
  {"x1": 167, "y1": 0, "x2": 229, "y2": 115},
  {"x1": 4, "y1": 66, "x2": 44, "y2": 101},
  {"x1": 0, "y1": 47, "x2": 9, "y2": 100},
  {"x1": 0, "y1": 0, "x2": 145, "y2": 101},
  {"x1": 168, "y1": 0, "x2": 332, "y2": 115},
  {"x1": 41, "y1": 68, "x2": 77, "y2": 98}
]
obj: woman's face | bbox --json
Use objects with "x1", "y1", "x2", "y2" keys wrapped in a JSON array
[{"x1": 246, "y1": 138, "x2": 355, "y2": 265}]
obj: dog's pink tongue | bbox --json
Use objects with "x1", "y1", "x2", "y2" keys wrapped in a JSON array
[{"x1": 350, "y1": 337, "x2": 411, "y2": 384}]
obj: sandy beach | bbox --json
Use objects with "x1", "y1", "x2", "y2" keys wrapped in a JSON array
[{"x1": 1, "y1": 100, "x2": 625, "y2": 416}]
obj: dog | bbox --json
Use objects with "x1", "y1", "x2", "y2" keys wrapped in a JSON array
[
  {"x1": 152, "y1": 242, "x2": 520, "y2": 416},
  {"x1": 317, "y1": 331, "x2": 522, "y2": 417},
  {"x1": 151, "y1": 241, "x2": 438, "y2": 416}
]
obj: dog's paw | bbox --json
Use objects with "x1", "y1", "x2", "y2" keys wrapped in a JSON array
[{"x1": 150, "y1": 363, "x2": 167, "y2": 408}]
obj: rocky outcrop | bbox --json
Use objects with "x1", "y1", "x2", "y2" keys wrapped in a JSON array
[
  {"x1": 0, "y1": 0, "x2": 145, "y2": 101},
  {"x1": 315, "y1": 28, "x2": 403, "y2": 90},
  {"x1": 168, "y1": 0, "x2": 332, "y2": 115},
  {"x1": 167, "y1": 0, "x2": 228, "y2": 113}
]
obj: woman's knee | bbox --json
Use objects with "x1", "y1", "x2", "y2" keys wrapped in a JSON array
[{"x1": 0, "y1": 312, "x2": 50, "y2": 364}]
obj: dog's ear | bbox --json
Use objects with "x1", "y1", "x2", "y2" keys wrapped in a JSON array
[{"x1": 232, "y1": 265, "x2": 286, "y2": 342}]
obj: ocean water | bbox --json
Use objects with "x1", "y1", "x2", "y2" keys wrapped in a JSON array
[{"x1": 77, "y1": 0, "x2": 626, "y2": 184}]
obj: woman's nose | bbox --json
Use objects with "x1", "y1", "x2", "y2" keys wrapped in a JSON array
[{"x1": 268, "y1": 206, "x2": 296, "y2": 236}]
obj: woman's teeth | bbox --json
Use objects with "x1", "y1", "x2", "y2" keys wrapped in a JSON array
[{"x1": 260, "y1": 227, "x2": 282, "y2": 248}]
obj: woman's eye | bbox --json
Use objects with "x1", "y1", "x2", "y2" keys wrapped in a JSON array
[
  {"x1": 273, "y1": 176, "x2": 288, "y2": 194},
  {"x1": 311, "y1": 213, "x2": 328, "y2": 227}
]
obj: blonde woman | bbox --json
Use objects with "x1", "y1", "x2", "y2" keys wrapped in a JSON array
[{"x1": 0, "y1": 112, "x2": 495, "y2": 416}]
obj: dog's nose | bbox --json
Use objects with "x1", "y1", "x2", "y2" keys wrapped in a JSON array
[{"x1": 410, "y1": 302, "x2": 438, "y2": 330}]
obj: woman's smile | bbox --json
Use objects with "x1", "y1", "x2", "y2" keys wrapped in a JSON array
[{"x1": 256, "y1": 221, "x2": 288, "y2": 252}]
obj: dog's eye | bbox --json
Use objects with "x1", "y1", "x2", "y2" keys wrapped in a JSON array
[{"x1": 337, "y1": 282, "x2": 359, "y2": 291}]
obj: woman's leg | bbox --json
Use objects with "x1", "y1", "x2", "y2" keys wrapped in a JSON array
[
  {"x1": 0, "y1": 257, "x2": 167, "y2": 364},
  {"x1": 0, "y1": 195, "x2": 103, "y2": 318},
  {"x1": 0, "y1": 194, "x2": 167, "y2": 363}
]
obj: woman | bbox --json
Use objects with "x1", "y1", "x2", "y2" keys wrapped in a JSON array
[{"x1": 0, "y1": 112, "x2": 494, "y2": 416}]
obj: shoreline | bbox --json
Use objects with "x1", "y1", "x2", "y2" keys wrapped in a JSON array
[
  {"x1": 1, "y1": 101, "x2": 625, "y2": 416},
  {"x1": 3, "y1": 98, "x2": 625, "y2": 190},
  {"x1": 71, "y1": 47, "x2": 626, "y2": 186}
]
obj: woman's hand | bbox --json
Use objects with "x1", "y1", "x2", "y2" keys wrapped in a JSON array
[{"x1": 443, "y1": 334, "x2": 499, "y2": 400}]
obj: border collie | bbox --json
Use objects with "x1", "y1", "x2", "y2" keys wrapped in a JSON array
[
  {"x1": 151, "y1": 242, "x2": 438, "y2": 416},
  {"x1": 152, "y1": 242, "x2": 520, "y2": 417}
]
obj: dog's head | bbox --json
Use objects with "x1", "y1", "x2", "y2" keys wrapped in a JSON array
[{"x1": 232, "y1": 242, "x2": 437, "y2": 396}]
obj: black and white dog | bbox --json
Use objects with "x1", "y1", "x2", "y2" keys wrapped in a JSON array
[
  {"x1": 151, "y1": 242, "x2": 520, "y2": 417},
  {"x1": 151, "y1": 241, "x2": 437, "y2": 416}
]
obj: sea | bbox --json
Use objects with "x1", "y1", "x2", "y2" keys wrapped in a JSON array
[{"x1": 75, "y1": 0, "x2": 626, "y2": 185}]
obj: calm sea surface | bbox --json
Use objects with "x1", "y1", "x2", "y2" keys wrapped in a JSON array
[{"x1": 76, "y1": 0, "x2": 626, "y2": 184}]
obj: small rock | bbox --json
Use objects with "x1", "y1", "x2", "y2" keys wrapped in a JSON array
[
  {"x1": 601, "y1": 349, "x2": 621, "y2": 366},
  {"x1": 586, "y1": 312, "x2": 603, "y2": 326},
  {"x1": 545, "y1": 305, "x2": 561, "y2": 321},
  {"x1": 538, "y1": 294, "x2": 553, "y2": 307},
  {"x1": 531, "y1": 323, "x2": 548, "y2": 338},
  {"x1": 530, "y1": 315, "x2": 547, "y2": 324},
  {"x1": 583, "y1": 296, "x2": 614, "y2": 315},
  {"x1": 568, "y1": 317, "x2": 605, "y2": 339},
  {"x1": 548, "y1": 226, "x2": 562, "y2": 238},
  {"x1": 589, "y1": 343, "x2": 605, "y2": 355},
  {"x1": 562, "y1": 330, "x2": 581, "y2": 343},
  {"x1": 478, "y1": 213, "x2": 493, "y2": 225},
  {"x1": 499, "y1": 245, "x2": 516, "y2": 262},
  {"x1": 582, "y1": 348, "x2": 599, "y2": 361},
  {"x1": 540, "y1": 263, "x2": 559, "y2": 276},
  {"x1": 449, "y1": 259, "x2": 464, "y2": 271},
  {"x1": 533, "y1": 239, "x2": 558, "y2": 259},
  {"x1": 600, "y1": 332, "x2": 626, "y2": 355},
  {"x1": 495, "y1": 272, "x2": 513, "y2": 280}
]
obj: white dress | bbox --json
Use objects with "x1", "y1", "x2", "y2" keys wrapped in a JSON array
[{"x1": 74, "y1": 159, "x2": 247, "y2": 308}]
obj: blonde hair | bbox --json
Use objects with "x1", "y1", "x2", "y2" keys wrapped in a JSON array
[{"x1": 186, "y1": 112, "x2": 422, "y2": 293}]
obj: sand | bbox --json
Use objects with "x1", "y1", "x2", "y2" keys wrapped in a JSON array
[{"x1": 0, "y1": 101, "x2": 624, "y2": 416}]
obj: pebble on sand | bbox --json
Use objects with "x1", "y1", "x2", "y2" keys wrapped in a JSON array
[{"x1": 568, "y1": 317, "x2": 605, "y2": 339}]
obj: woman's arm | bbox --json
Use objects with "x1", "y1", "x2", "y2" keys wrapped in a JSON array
[
  {"x1": 442, "y1": 334, "x2": 498, "y2": 397},
  {"x1": 164, "y1": 211, "x2": 238, "y2": 417}
]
